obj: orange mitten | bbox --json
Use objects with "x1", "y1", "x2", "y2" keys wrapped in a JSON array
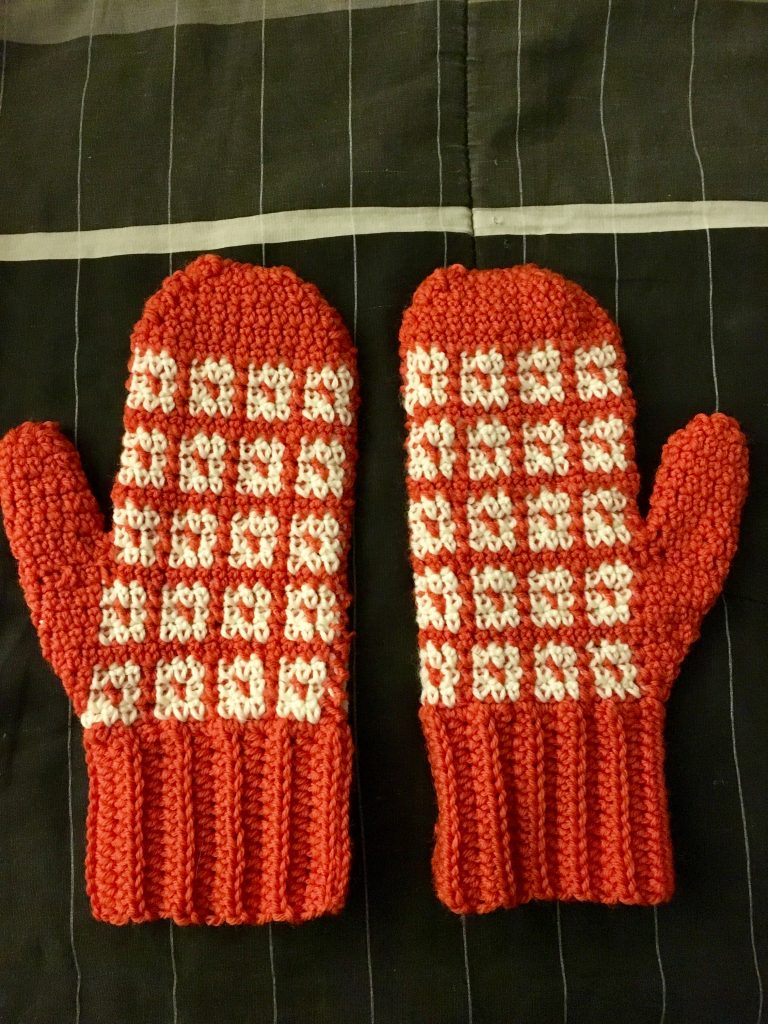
[
  {"x1": 400, "y1": 264, "x2": 748, "y2": 912},
  {"x1": 0, "y1": 255, "x2": 357, "y2": 925}
]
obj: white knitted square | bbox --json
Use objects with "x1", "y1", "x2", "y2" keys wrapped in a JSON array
[
  {"x1": 159, "y1": 583, "x2": 210, "y2": 642},
  {"x1": 154, "y1": 656, "x2": 206, "y2": 722},
  {"x1": 118, "y1": 428, "x2": 168, "y2": 489},
  {"x1": 217, "y1": 655, "x2": 266, "y2": 721},
  {"x1": 221, "y1": 584, "x2": 272, "y2": 641},
  {"x1": 419, "y1": 641, "x2": 459, "y2": 707},
  {"x1": 583, "y1": 488, "x2": 631, "y2": 547},
  {"x1": 303, "y1": 365, "x2": 354, "y2": 425},
  {"x1": 113, "y1": 502, "x2": 160, "y2": 567},
  {"x1": 295, "y1": 438, "x2": 345, "y2": 499},
  {"x1": 472, "y1": 643, "x2": 522, "y2": 702},
  {"x1": 407, "y1": 418, "x2": 456, "y2": 481},
  {"x1": 468, "y1": 419, "x2": 513, "y2": 480},
  {"x1": 404, "y1": 346, "x2": 449, "y2": 413},
  {"x1": 587, "y1": 641, "x2": 640, "y2": 699},
  {"x1": 287, "y1": 514, "x2": 342, "y2": 574},
  {"x1": 179, "y1": 432, "x2": 227, "y2": 495},
  {"x1": 460, "y1": 349, "x2": 507, "y2": 410},
  {"x1": 188, "y1": 357, "x2": 235, "y2": 417},
  {"x1": 285, "y1": 584, "x2": 339, "y2": 643},
  {"x1": 127, "y1": 348, "x2": 177, "y2": 414},
  {"x1": 414, "y1": 567, "x2": 462, "y2": 633},
  {"x1": 229, "y1": 510, "x2": 280, "y2": 569},
  {"x1": 468, "y1": 492, "x2": 517, "y2": 553},
  {"x1": 580, "y1": 417, "x2": 628, "y2": 473},
  {"x1": 534, "y1": 642, "x2": 580, "y2": 701},
  {"x1": 528, "y1": 567, "x2": 575, "y2": 628},
  {"x1": 522, "y1": 420, "x2": 569, "y2": 476},
  {"x1": 408, "y1": 494, "x2": 456, "y2": 558},
  {"x1": 517, "y1": 344, "x2": 564, "y2": 405},
  {"x1": 526, "y1": 489, "x2": 573, "y2": 552},
  {"x1": 575, "y1": 343, "x2": 622, "y2": 401},
  {"x1": 98, "y1": 581, "x2": 147, "y2": 645},
  {"x1": 585, "y1": 561, "x2": 633, "y2": 626},
  {"x1": 247, "y1": 362, "x2": 294, "y2": 422},
  {"x1": 236, "y1": 437, "x2": 284, "y2": 497},
  {"x1": 471, "y1": 566, "x2": 519, "y2": 630},
  {"x1": 276, "y1": 657, "x2": 327, "y2": 724},
  {"x1": 169, "y1": 508, "x2": 219, "y2": 568},
  {"x1": 81, "y1": 662, "x2": 141, "y2": 728}
]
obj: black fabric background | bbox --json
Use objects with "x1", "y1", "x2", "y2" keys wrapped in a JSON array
[{"x1": 0, "y1": 3, "x2": 766, "y2": 1023}]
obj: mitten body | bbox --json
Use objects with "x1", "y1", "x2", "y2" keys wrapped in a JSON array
[
  {"x1": 400, "y1": 264, "x2": 748, "y2": 911},
  {"x1": 0, "y1": 256, "x2": 357, "y2": 924}
]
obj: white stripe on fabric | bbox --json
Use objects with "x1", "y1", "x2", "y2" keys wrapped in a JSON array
[
  {"x1": 69, "y1": 4, "x2": 96, "y2": 1021},
  {"x1": 1, "y1": 201, "x2": 767, "y2": 262},
  {"x1": 436, "y1": 0, "x2": 447, "y2": 266},
  {"x1": 347, "y1": 5, "x2": 376, "y2": 1021},
  {"x1": 556, "y1": 903, "x2": 568, "y2": 1024},
  {"x1": 461, "y1": 915, "x2": 474, "y2": 1024},
  {"x1": 514, "y1": 0, "x2": 525, "y2": 261},
  {"x1": 689, "y1": 6, "x2": 764, "y2": 1021}
]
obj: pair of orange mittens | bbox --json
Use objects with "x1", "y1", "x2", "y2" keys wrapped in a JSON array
[{"x1": 0, "y1": 255, "x2": 747, "y2": 925}]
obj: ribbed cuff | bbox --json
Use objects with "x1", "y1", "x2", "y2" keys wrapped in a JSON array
[
  {"x1": 421, "y1": 699, "x2": 674, "y2": 913},
  {"x1": 83, "y1": 715, "x2": 352, "y2": 925}
]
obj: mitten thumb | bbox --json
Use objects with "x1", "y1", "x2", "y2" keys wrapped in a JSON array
[
  {"x1": 0, "y1": 422, "x2": 104, "y2": 629},
  {"x1": 646, "y1": 412, "x2": 748, "y2": 641}
]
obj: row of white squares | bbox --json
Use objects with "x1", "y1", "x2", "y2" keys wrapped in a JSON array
[
  {"x1": 420, "y1": 639, "x2": 641, "y2": 706},
  {"x1": 99, "y1": 581, "x2": 341, "y2": 647},
  {"x1": 81, "y1": 654, "x2": 334, "y2": 728},
  {"x1": 415, "y1": 562, "x2": 633, "y2": 633},
  {"x1": 408, "y1": 415, "x2": 628, "y2": 479},
  {"x1": 128, "y1": 351, "x2": 354, "y2": 423},
  {"x1": 118, "y1": 428, "x2": 347, "y2": 497},
  {"x1": 113, "y1": 505, "x2": 342, "y2": 573},
  {"x1": 404, "y1": 342, "x2": 623, "y2": 411}
]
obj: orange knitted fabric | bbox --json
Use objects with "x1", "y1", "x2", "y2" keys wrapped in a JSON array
[
  {"x1": 0, "y1": 255, "x2": 357, "y2": 925},
  {"x1": 400, "y1": 264, "x2": 748, "y2": 912}
]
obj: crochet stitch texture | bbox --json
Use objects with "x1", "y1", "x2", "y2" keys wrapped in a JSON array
[
  {"x1": 400, "y1": 264, "x2": 748, "y2": 912},
  {"x1": 0, "y1": 255, "x2": 357, "y2": 925}
]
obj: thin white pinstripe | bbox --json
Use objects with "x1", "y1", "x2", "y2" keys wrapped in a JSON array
[
  {"x1": 348, "y1": 4, "x2": 376, "y2": 1020},
  {"x1": 689, "y1": 4, "x2": 764, "y2": 1022},
  {"x1": 70, "y1": 4, "x2": 97, "y2": 1021}
]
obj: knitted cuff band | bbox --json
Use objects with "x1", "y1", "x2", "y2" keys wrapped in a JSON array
[
  {"x1": 422, "y1": 699, "x2": 674, "y2": 913},
  {"x1": 84, "y1": 716, "x2": 352, "y2": 925}
]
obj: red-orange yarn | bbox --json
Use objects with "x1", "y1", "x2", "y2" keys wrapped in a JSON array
[
  {"x1": 0, "y1": 254, "x2": 357, "y2": 925},
  {"x1": 400, "y1": 264, "x2": 748, "y2": 912}
]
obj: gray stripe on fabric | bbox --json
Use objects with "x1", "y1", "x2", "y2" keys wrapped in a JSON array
[
  {"x1": 5, "y1": 0, "x2": 457, "y2": 44},
  {"x1": 1, "y1": 201, "x2": 767, "y2": 261}
]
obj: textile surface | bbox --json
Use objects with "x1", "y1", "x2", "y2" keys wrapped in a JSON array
[{"x1": 0, "y1": 1, "x2": 766, "y2": 1022}]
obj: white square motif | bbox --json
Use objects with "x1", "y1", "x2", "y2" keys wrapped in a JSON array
[
  {"x1": 528, "y1": 567, "x2": 575, "y2": 628},
  {"x1": 468, "y1": 419, "x2": 512, "y2": 480},
  {"x1": 154, "y1": 656, "x2": 206, "y2": 722},
  {"x1": 407, "y1": 419, "x2": 456, "y2": 481},
  {"x1": 295, "y1": 438, "x2": 345, "y2": 499},
  {"x1": 580, "y1": 417, "x2": 627, "y2": 473},
  {"x1": 127, "y1": 348, "x2": 177, "y2": 414},
  {"x1": 113, "y1": 502, "x2": 160, "y2": 567},
  {"x1": 217, "y1": 656, "x2": 266, "y2": 721},
  {"x1": 583, "y1": 488, "x2": 631, "y2": 547},
  {"x1": 81, "y1": 662, "x2": 141, "y2": 728},
  {"x1": 523, "y1": 420, "x2": 569, "y2": 476},
  {"x1": 236, "y1": 437, "x2": 284, "y2": 497},
  {"x1": 460, "y1": 350, "x2": 507, "y2": 410},
  {"x1": 98, "y1": 581, "x2": 147, "y2": 645},
  {"x1": 534, "y1": 643, "x2": 579, "y2": 701},
  {"x1": 221, "y1": 584, "x2": 272, "y2": 641},
  {"x1": 414, "y1": 568, "x2": 462, "y2": 633},
  {"x1": 160, "y1": 583, "x2": 210, "y2": 642},
  {"x1": 587, "y1": 641, "x2": 640, "y2": 699},
  {"x1": 527, "y1": 490, "x2": 573, "y2": 552},
  {"x1": 585, "y1": 561, "x2": 633, "y2": 626},
  {"x1": 575, "y1": 344, "x2": 622, "y2": 401},
  {"x1": 419, "y1": 642, "x2": 459, "y2": 707},
  {"x1": 188, "y1": 357, "x2": 235, "y2": 417},
  {"x1": 247, "y1": 362, "x2": 294, "y2": 421},
  {"x1": 276, "y1": 657, "x2": 327, "y2": 724},
  {"x1": 471, "y1": 566, "x2": 519, "y2": 630},
  {"x1": 179, "y1": 432, "x2": 227, "y2": 495},
  {"x1": 408, "y1": 494, "x2": 456, "y2": 558},
  {"x1": 229, "y1": 511, "x2": 280, "y2": 569},
  {"x1": 468, "y1": 492, "x2": 517, "y2": 553},
  {"x1": 288, "y1": 514, "x2": 342, "y2": 574},
  {"x1": 169, "y1": 509, "x2": 219, "y2": 568},
  {"x1": 518, "y1": 343, "x2": 564, "y2": 405},
  {"x1": 472, "y1": 643, "x2": 522, "y2": 702},
  {"x1": 285, "y1": 584, "x2": 339, "y2": 643},
  {"x1": 303, "y1": 365, "x2": 354, "y2": 425},
  {"x1": 118, "y1": 428, "x2": 168, "y2": 489},
  {"x1": 404, "y1": 347, "x2": 449, "y2": 413}
]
